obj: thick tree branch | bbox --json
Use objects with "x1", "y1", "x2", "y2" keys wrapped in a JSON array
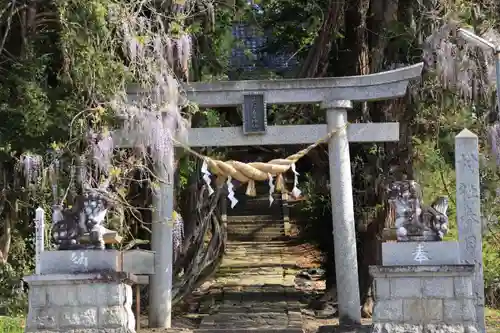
[
  {"x1": 0, "y1": 194, "x2": 11, "y2": 265},
  {"x1": 298, "y1": 0, "x2": 345, "y2": 78}
]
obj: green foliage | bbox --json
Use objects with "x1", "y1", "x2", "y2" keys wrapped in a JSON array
[
  {"x1": 414, "y1": 138, "x2": 458, "y2": 240},
  {"x1": 0, "y1": 221, "x2": 37, "y2": 315},
  {"x1": 0, "y1": 263, "x2": 28, "y2": 316},
  {"x1": 300, "y1": 173, "x2": 331, "y2": 222},
  {"x1": 58, "y1": 0, "x2": 127, "y2": 100},
  {"x1": 0, "y1": 0, "x2": 213, "y2": 314},
  {"x1": 296, "y1": 173, "x2": 332, "y2": 256},
  {"x1": 257, "y1": 0, "x2": 327, "y2": 58},
  {"x1": 0, "y1": 316, "x2": 24, "y2": 333}
]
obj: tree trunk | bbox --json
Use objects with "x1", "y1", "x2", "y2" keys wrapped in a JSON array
[
  {"x1": 344, "y1": 0, "x2": 371, "y2": 119},
  {"x1": 0, "y1": 216, "x2": 11, "y2": 265},
  {"x1": 173, "y1": 184, "x2": 225, "y2": 304},
  {"x1": 0, "y1": 187, "x2": 12, "y2": 265},
  {"x1": 298, "y1": 0, "x2": 345, "y2": 78}
]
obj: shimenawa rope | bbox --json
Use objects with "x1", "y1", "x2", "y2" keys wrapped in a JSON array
[{"x1": 173, "y1": 123, "x2": 349, "y2": 206}]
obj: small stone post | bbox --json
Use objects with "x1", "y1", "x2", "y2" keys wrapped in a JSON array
[
  {"x1": 149, "y1": 146, "x2": 174, "y2": 328},
  {"x1": 323, "y1": 100, "x2": 361, "y2": 325},
  {"x1": 455, "y1": 129, "x2": 485, "y2": 332},
  {"x1": 35, "y1": 207, "x2": 45, "y2": 275}
]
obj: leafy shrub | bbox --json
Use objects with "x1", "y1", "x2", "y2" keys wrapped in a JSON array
[
  {"x1": 0, "y1": 228, "x2": 33, "y2": 316},
  {"x1": 0, "y1": 263, "x2": 28, "y2": 316},
  {"x1": 0, "y1": 316, "x2": 24, "y2": 333}
]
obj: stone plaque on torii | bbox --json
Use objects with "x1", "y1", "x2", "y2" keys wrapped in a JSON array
[{"x1": 122, "y1": 62, "x2": 424, "y2": 327}]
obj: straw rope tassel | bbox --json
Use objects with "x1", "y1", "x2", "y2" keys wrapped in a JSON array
[{"x1": 174, "y1": 123, "x2": 348, "y2": 200}]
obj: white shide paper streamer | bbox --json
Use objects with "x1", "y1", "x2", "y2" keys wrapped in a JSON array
[
  {"x1": 291, "y1": 163, "x2": 302, "y2": 198},
  {"x1": 201, "y1": 161, "x2": 215, "y2": 196},
  {"x1": 268, "y1": 174, "x2": 275, "y2": 206},
  {"x1": 227, "y1": 176, "x2": 238, "y2": 208}
]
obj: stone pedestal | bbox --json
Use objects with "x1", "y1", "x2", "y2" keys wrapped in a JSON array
[
  {"x1": 23, "y1": 272, "x2": 136, "y2": 333},
  {"x1": 39, "y1": 250, "x2": 154, "y2": 275},
  {"x1": 369, "y1": 265, "x2": 478, "y2": 333},
  {"x1": 381, "y1": 242, "x2": 460, "y2": 266}
]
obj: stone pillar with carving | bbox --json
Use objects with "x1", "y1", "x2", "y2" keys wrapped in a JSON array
[{"x1": 455, "y1": 129, "x2": 485, "y2": 333}]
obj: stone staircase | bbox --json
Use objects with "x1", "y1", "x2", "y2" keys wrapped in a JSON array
[
  {"x1": 195, "y1": 241, "x2": 304, "y2": 333},
  {"x1": 226, "y1": 182, "x2": 286, "y2": 241}
]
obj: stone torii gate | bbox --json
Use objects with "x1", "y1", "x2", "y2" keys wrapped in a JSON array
[{"x1": 124, "y1": 62, "x2": 423, "y2": 328}]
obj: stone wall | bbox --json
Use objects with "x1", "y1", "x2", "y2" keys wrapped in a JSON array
[
  {"x1": 370, "y1": 265, "x2": 478, "y2": 333},
  {"x1": 24, "y1": 273, "x2": 135, "y2": 333}
]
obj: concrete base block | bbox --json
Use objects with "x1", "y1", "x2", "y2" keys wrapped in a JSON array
[
  {"x1": 369, "y1": 265, "x2": 478, "y2": 333},
  {"x1": 23, "y1": 272, "x2": 136, "y2": 333},
  {"x1": 371, "y1": 323, "x2": 478, "y2": 333}
]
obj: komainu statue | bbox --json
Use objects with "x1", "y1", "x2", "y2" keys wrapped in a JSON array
[
  {"x1": 52, "y1": 188, "x2": 118, "y2": 250},
  {"x1": 386, "y1": 180, "x2": 449, "y2": 241}
]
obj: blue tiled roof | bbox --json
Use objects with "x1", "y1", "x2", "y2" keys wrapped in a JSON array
[{"x1": 230, "y1": 23, "x2": 298, "y2": 72}]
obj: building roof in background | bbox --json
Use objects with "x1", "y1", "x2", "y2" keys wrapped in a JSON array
[{"x1": 230, "y1": 23, "x2": 298, "y2": 73}]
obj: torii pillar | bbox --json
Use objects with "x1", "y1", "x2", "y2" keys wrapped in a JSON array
[{"x1": 323, "y1": 99, "x2": 361, "y2": 323}]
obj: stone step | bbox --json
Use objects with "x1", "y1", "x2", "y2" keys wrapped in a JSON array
[
  {"x1": 224, "y1": 243, "x2": 288, "y2": 248},
  {"x1": 227, "y1": 225, "x2": 284, "y2": 232},
  {"x1": 226, "y1": 242, "x2": 290, "y2": 246},
  {"x1": 227, "y1": 228, "x2": 284, "y2": 233},
  {"x1": 227, "y1": 218, "x2": 284, "y2": 224},
  {"x1": 226, "y1": 241, "x2": 290, "y2": 245},
  {"x1": 225, "y1": 244, "x2": 290, "y2": 248},
  {"x1": 227, "y1": 233, "x2": 284, "y2": 240},
  {"x1": 228, "y1": 215, "x2": 278, "y2": 222},
  {"x1": 223, "y1": 250, "x2": 292, "y2": 256},
  {"x1": 199, "y1": 312, "x2": 302, "y2": 329},
  {"x1": 228, "y1": 212, "x2": 282, "y2": 218},
  {"x1": 159, "y1": 329, "x2": 303, "y2": 333},
  {"x1": 227, "y1": 235, "x2": 286, "y2": 241},
  {"x1": 225, "y1": 246, "x2": 290, "y2": 252},
  {"x1": 227, "y1": 231, "x2": 285, "y2": 237},
  {"x1": 227, "y1": 227, "x2": 284, "y2": 236},
  {"x1": 228, "y1": 203, "x2": 283, "y2": 213},
  {"x1": 225, "y1": 246, "x2": 289, "y2": 251},
  {"x1": 317, "y1": 324, "x2": 372, "y2": 333},
  {"x1": 223, "y1": 250, "x2": 291, "y2": 255},
  {"x1": 216, "y1": 266, "x2": 294, "y2": 272},
  {"x1": 158, "y1": 324, "x2": 369, "y2": 333},
  {"x1": 227, "y1": 221, "x2": 284, "y2": 228},
  {"x1": 227, "y1": 220, "x2": 284, "y2": 228},
  {"x1": 228, "y1": 211, "x2": 282, "y2": 218},
  {"x1": 227, "y1": 234, "x2": 285, "y2": 240}
]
